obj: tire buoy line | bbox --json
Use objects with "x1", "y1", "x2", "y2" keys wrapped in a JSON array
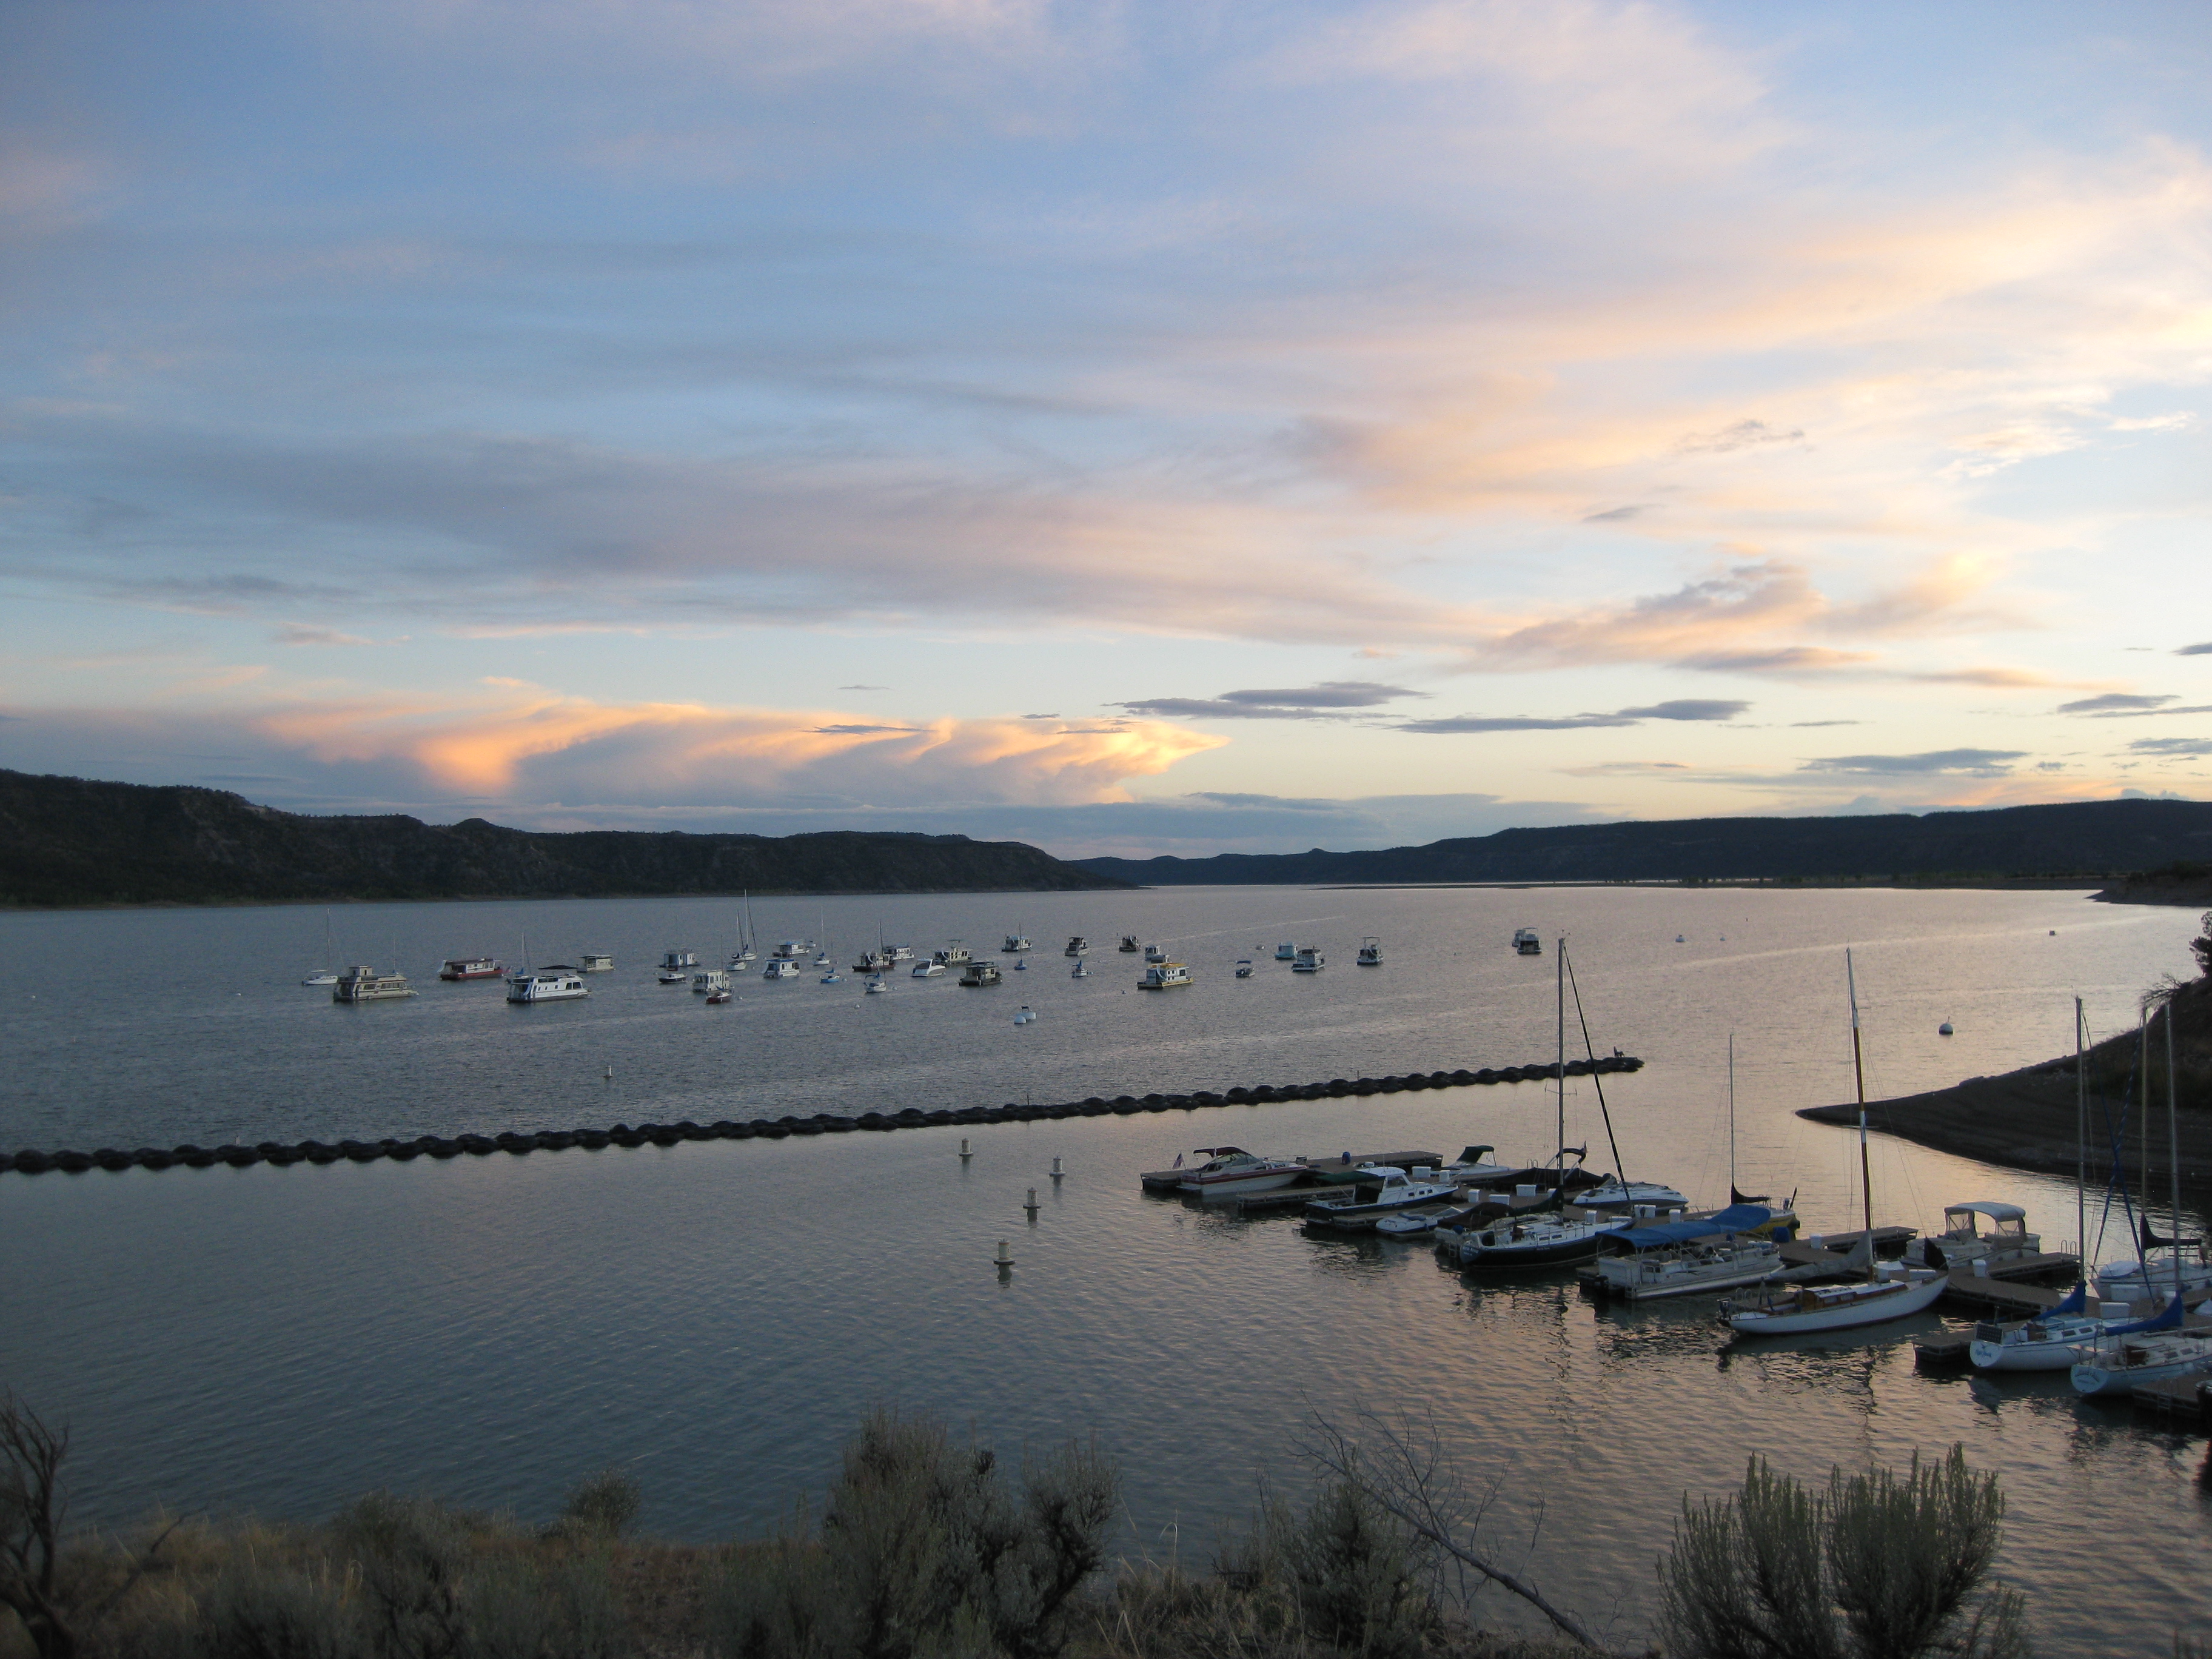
[{"x1": 1, "y1": 1056, "x2": 1641, "y2": 1176}]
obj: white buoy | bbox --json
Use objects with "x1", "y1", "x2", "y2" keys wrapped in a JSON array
[
  {"x1": 960, "y1": 1138, "x2": 973, "y2": 1161},
  {"x1": 1024, "y1": 1187, "x2": 1040, "y2": 1219},
  {"x1": 603, "y1": 1065, "x2": 614, "y2": 1082},
  {"x1": 994, "y1": 1239, "x2": 1014, "y2": 1270},
  {"x1": 1050, "y1": 1156, "x2": 1065, "y2": 1184}
]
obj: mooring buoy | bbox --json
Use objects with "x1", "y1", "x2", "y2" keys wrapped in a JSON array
[
  {"x1": 960, "y1": 1138, "x2": 973, "y2": 1161},
  {"x1": 1050, "y1": 1156, "x2": 1065, "y2": 1183},
  {"x1": 994, "y1": 1238, "x2": 1013, "y2": 1272},
  {"x1": 1024, "y1": 1187, "x2": 1040, "y2": 1219}
]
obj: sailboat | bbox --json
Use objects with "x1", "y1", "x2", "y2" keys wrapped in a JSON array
[
  {"x1": 301, "y1": 910, "x2": 341, "y2": 985},
  {"x1": 2074, "y1": 994, "x2": 2212, "y2": 1395},
  {"x1": 1724, "y1": 951, "x2": 1946, "y2": 1336},
  {"x1": 1451, "y1": 940, "x2": 1636, "y2": 1269},
  {"x1": 2092, "y1": 1002, "x2": 2212, "y2": 1301},
  {"x1": 729, "y1": 893, "x2": 758, "y2": 966}
]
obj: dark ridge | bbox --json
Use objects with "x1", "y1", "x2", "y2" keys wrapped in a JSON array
[
  {"x1": 0, "y1": 769, "x2": 1134, "y2": 908},
  {"x1": 1071, "y1": 797, "x2": 2212, "y2": 889}
]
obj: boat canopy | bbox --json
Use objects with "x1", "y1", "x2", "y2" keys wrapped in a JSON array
[
  {"x1": 1614, "y1": 1204, "x2": 1775, "y2": 1252},
  {"x1": 1943, "y1": 1202, "x2": 2026, "y2": 1225}
]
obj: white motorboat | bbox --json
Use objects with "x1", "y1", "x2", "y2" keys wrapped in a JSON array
[
  {"x1": 705, "y1": 988, "x2": 730, "y2": 1005},
  {"x1": 657, "y1": 949, "x2": 698, "y2": 984},
  {"x1": 577, "y1": 952, "x2": 614, "y2": 973},
  {"x1": 1453, "y1": 1210, "x2": 1632, "y2": 1267},
  {"x1": 1590, "y1": 1205, "x2": 1791, "y2": 1301},
  {"x1": 865, "y1": 975, "x2": 888, "y2": 994},
  {"x1": 763, "y1": 959, "x2": 803, "y2": 980},
  {"x1": 1305, "y1": 1167, "x2": 1459, "y2": 1228},
  {"x1": 2071, "y1": 1329, "x2": 2212, "y2": 1397},
  {"x1": 691, "y1": 968, "x2": 731, "y2": 994},
  {"x1": 1139, "y1": 961, "x2": 1193, "y2": 988},
  {"x1": 1118, "y1": 935, "x2": 1141, "y2": 953},
  {"x1": 912, "y1": 961, "x2": 945, "y2": 978},
  {"x1": 1567, "y1": 1178, "x2": 1689, "y2": 1212},
  {"x1": 1004, "y1": 934, "x2": 1031, "y2": 953},
  {"x1": 1915, "y1": 1202, "x2": 2041, "y2": 1271},
  {"x1": 1437, "y1": 1145, "x2": 1522, "y2": 1188},
  {"x1": 1290, "y1": 947, "x2": 1324, "y2": 973},
  {"x1": 301, "y1": 969, "x2": 340, "y2": 987},
  {"x1": 1065, "y1": 936, "x2": 1088, "y2": 956},
  {"x1": 1235, "y1": 959, "x2": 1254, "y2": 978},
  {"x1": 506, "y1": 966, "x2": 588, "y2": 1003},
  {"x1": 1374, "y1": 1204, "x2": 1469, "y2": 1238},
  {"x1": 960, "y1": 960, "x2": 1004, "y2": 987},
  {"x1": 2094, "y1": 1255, "x2": 2212, "y2": 1304},
  {"x1": 1142, "y1": 942, "x2": 1167, "y2": 962},
  {"x1": 1177, "y1": 1147, "x2": 1306, "y2": 1198},
  {"x1": 1274, "y1": 941, "x2": 1296, "y2": 960},
  {"x1": 1013, "y1": 1005, "x2": 1036, "y2": 1024},
  {"x1": 333, "y1": 965, "x2": 415, "y2": 1003},
  {"x1": 1356, "y1": 936, "x2": 1382, "y2": 965},
  {"x1": 1512, "y1": 928, "x2": 1541, "y2": 956}
]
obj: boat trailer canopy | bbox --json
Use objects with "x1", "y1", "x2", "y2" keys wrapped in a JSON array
[{"x1": 1943, "y1": 1202, "x2": 2027, "y2": 1227}]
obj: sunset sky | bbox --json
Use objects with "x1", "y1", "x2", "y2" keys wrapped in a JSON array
[{"x1": 4, "y1": 1, "x2": 2210, "y2": 856}]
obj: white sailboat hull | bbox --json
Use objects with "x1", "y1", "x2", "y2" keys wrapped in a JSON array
[
  {"x1": 1728, "y1": 1272, "x2": 1945, "y2": 1335},
  {"x1": 1970, "y1": 1338, "x2": 2088, "y2": 1372},
  {"x1": 2072, "y1": 1352, "x2": 2212, "y2": 1396}
]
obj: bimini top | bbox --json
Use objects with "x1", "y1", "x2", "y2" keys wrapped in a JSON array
[
  {"x1": 1614, "y1": 1204, "x2": 1775, "y2": 1253},
  {"x1": 1943, "y1": 1202, "x2": 2027, "y2": 1224}
]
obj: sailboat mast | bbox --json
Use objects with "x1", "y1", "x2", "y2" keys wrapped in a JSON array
[
  {"x1": 2075, "y1": 997, "x2": 2086, "y2": 1285},
  {"x1": 1728, "y1": 1033, "x2": 1737, "y2": 1201},
  {"x1": 1847, "y1": 949, "x2": 1873, "y2": 1281},
  {"x1": 1555, "y1": 937, "x2": 1566, "y2": 1182},
  {"x1": 2168, "y1": 998, "x2": 2182, "y2": 1302}
]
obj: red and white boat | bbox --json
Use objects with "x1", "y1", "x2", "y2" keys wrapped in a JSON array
[
  {"x1": 1176, "y1": 1147, "x2": 1307, "y2": 1199},
  {"x1": 438, "y1": 956, "x2": 503, "y2": 980}
]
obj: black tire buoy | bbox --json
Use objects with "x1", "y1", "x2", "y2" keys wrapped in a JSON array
[
  {"x1": 13, "y1": 1150, "x2": 49, "y2": 1175},
  {"x1": 54, "y1": 1150, "x2": 94, "y2": 1173}
]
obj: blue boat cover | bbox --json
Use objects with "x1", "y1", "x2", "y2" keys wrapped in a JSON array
[
  {"x1": 1614, "y1": 1204, "x2": 1774, "y2": 1252},
  {"x1": 2117, "y1": 1290, "x2": 2188, "y2": 1334},
  {"x1": 2051, "y1": 1281, "x2": 2087, "y2": 1316}
]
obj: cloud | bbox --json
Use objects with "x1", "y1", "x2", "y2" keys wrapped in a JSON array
[
  {"x1": 273, "y1": 625, "x2": 375, "y2": 646},
  {"x1": 1581, "y1": 504, "x2": 1649, "y2": 522},
  {"x1": 812, "y1": 723, "x2": 920, "y2": 735},
  {"x1": 1395, "y1": 698, "x2": 1747, "y2": 734},
  {"x1": 837, "y1": 683, "x2": 889, "y2": 690},
  {"x1": 2059, "y1": 692, "x2": 2173, "y2": 714},
  {"x1": 1801, "y1": 749, "x2": 2028, "y2": 776},
  {"x1": 2127, "y1": 737, "x2": 2211, "y2": 757},
  {"x1": 2179, "y1": 644, "x2": 2212, "y2": 657},
  {"x1": 1114, "y1": 680, "x2": 1421, "y2": 720},
  {"x1": 1672, "y1": 420, "x2": 1805, "y2": 455}
]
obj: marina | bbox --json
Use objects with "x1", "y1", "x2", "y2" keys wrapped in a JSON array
[{"x1": 4, "y1": 885, "x2": 2210, "y2": 1658}]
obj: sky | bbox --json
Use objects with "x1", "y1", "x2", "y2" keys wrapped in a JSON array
[{"x1": 3, "y1": 1, "x2": 2210, "y2": 859}]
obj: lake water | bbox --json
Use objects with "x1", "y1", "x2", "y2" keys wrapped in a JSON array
[{"x1": 4, "y1": 886, "x2": 2208, "y2": 1654}]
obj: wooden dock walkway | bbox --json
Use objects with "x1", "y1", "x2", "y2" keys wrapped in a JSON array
[{"x1": 2133, "y1": 1376, "x2": 2212, "y2": 1421}]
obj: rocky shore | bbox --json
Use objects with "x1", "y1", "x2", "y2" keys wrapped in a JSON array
[{"x1": 1798, "y1": 967, "x2": 2212, "y2": 1189}]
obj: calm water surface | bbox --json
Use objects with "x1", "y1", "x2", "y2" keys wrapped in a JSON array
[{"x1": 4, "y1": 886, "x2": 2207, "y2": 1653}]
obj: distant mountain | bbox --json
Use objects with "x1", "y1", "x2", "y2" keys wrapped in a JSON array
[
  {"x1": 1072, "y1": 799, "x2": 2212, "y2": 887},
  {"x1": 0, "y1": 769, "x2": 1133, "y2": 907}
]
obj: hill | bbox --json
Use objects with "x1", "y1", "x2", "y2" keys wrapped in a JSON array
[
  {"x1": 0, "y1": 769, "x2": 1132, "y2": 907},
  {"x1": 1073, "y1": 798, "x2": 2212, "y2": 889}
]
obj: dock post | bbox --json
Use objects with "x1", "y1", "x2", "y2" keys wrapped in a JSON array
[
  {"x1": 1050, "y1": 1156, "x2": 1065, "y2": 1183},
  {"x1": 994, "y1": 1239, "x2": 1013, "y2": 1275},
  {"x1": 1024, "y1": 1187, "x2": 1040, "y2": 1221}
]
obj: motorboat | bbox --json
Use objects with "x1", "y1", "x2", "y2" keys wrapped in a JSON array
[
  {"x1": 2071, "y1": 1328, "x2": 2212, "y2": 1397},
  {"x1": 302, "y1": 969, "x2": 340, "y2": 987},
  {"x1": 1070, "y1": 960, "x2": 1090, "y2": 979},
  {"x1": 769, "y1": 939, "x2": 815, "y2": 962},
  {"x1": 1235, "y1": 959, "x2": 1254, "y2": 978},
  {"x1": 1356, "y1": 936, "x2": 1382, "y2": 966},
  {"x1": 886, "y1": 944, "x2": 914, "y2": 960},
  {"x1": 1451, "y1": 1210, "x2": 1631, "y2": 1267},
  {"x1": 438, "y1": 957, "x2": 503, "y2": 981},
  {"x1": 960, "y1": 960, "x2": 1004, "y2": 987},
  {"x1": 657, "y1": 950, "x2": 698, "y2": 984},
  {"x1": 1139, "y1": 961, "x2": 1193, "y2": 988},
  {"x1": 1177, "y1": 1147, "x2": 1305, "y2": 1198},
  {"x1": 852, "y1": 948, "x2": 894, "y2": 973},
  {"x1": 911, "y1": 960, "x2": 945, "y2": 978},
  {"x1": 820, "y1": 970, "x2": 843, "y2": 984},
  {"x1": 1512, "y1": 928, "x2": 1542, "y2": 956},
  {"x1": 933, "y1": 945, "x2": 973, "y2": 967},
  {"x1": 1304, "y1": 1167, "x2": 1459, "y2": 1230},
  {"x1": 762, "y1": 959, "x2": 803, "y2": 980},
  {"x1": 865, "y1": 975, "x2": 888, "y2": 994},
  {"x1": 1914, "y1": 1202, "x2": 2040, "y2": 1271},
  {"x1": 1065, "y1": 936, "x2": 1089, "y2": 956},
  {"x1": 1723, "y1": 1263, "x2": 1948, "y2": 1335},
  {"x1": 1274, "y1": 942, "x2": 1296, "y2": 960},
  {"x1": 1437, "y1": 1145, "x2": 1521, "y2": 1188},
  {"x1": 1118, "y1": 936, "x2": 1141, "y2": 953},
  {"x1": 1004, "y1": 934, "x2": 1031, "y2": 953},
  {"x1": 333, "y1": 965, "x2": 416, "y2": 1003},
  {"x1": 1374, "y1": 1204, "x2": 1473, "y2": 1238},
  {"x1": 2094, "y1": 1254, "x2": 2212, "y2": 1304},
  {"x1": 506, "y1": 966, "x2": 588, "y2": 1003},
  {"x1": 577, "y1": 953, "x2": 614, "y2": 973},
  {"x1": 691, "y1": 969, "x2": 731, "y2": 994},
  {"x1": 1589, "y1": 1205, "x2": 1791, "y2": 1301},
  {"x1": 1143, "y1": 943, "x2": 1168, "y2": 962},
  {"x1": 1290, "y1": 947, "x2": 1324, "y2": 973},
  {"x1": 1014, "y1": 1005, "x2": 1036, "y2": 1025},
  {"x1": 1566, "y1": 1178, "x2": 1689, "y2": 1212},
  {"x1": 705, "y1": 988, "x2": 731, "y2": 1005}
]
